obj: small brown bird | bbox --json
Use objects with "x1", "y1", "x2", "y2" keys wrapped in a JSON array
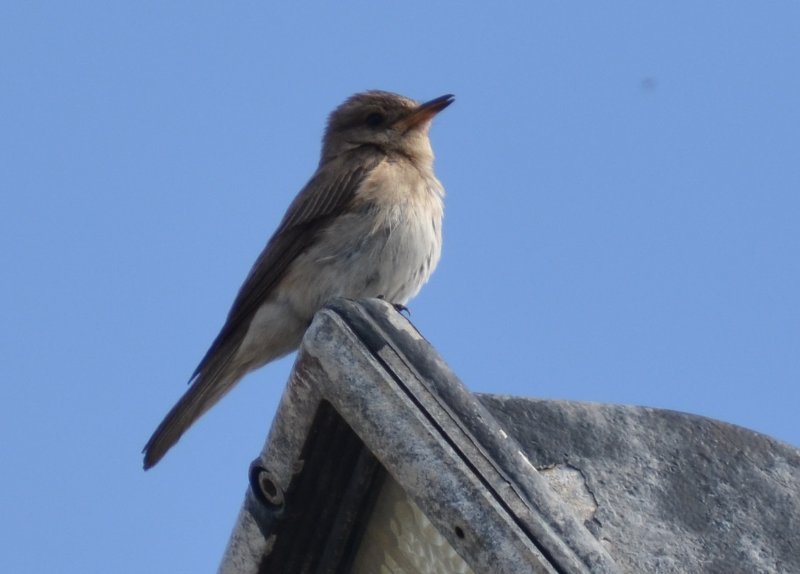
[{"x1": 143, "y1": 91, "x2": 454, "y2": 468}]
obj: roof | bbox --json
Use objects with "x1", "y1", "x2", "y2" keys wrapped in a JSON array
[{"x1": 219, "y1": 298, "x2": 800, "y2": 573}]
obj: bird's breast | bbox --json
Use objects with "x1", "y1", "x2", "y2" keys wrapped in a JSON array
[{"x1": 279, "y1": 159, "x2": 444, "y2": 312}]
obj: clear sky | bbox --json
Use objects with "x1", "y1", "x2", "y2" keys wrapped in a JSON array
[{"x1": 2, "y1": 2, "x2": 799, "y2": 572}]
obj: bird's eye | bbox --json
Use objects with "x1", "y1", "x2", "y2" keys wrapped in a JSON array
[{"x1": 365, "y1": 112, "x2": 386, "y2": 127}]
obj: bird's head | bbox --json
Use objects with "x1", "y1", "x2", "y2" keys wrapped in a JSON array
[{"x1": 321, "y1": 90, "x2": 454, "y2": 164}]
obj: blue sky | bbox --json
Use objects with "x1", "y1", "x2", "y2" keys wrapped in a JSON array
[{"x1": 2, "y1": 2, "x2": 799, "y2": 572}]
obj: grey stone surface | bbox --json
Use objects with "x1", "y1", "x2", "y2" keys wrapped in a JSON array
[
  {"x1": 221, "y1": 299, "x2": 800, "y2": 574},
  {"x1": 220, "y1": 299, "x2": 620, "y2": 573},
  {"x1": 479, "y1": 396, "x2": 800, "y2": 574},
  {"x1": 287, "y1": 301, "x2": 584, "y2": 572}
]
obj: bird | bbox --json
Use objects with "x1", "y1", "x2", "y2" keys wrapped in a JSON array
[{"x1": 143, "y1": 90, "x2": 454, "y2": 469}]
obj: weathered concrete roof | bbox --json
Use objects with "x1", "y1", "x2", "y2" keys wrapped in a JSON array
[
  {"x1": 479, "y1": 395, "x2": 800, "y2": 573},
  {"x1": 219, "y1": 298, "x2": 800, "y2": 573}
]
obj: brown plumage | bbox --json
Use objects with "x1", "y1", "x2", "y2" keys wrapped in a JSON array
[{"x1": 143, "y1": 91, "x2": 453, "y2": 469}]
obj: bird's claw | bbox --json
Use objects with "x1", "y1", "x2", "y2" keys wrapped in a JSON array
[
  {"x1": 376, "y1": 295, "x2": 411, "y2": 317},
  {"x1": 393, "y1": 303, "x2": 411, "y2": 317}
]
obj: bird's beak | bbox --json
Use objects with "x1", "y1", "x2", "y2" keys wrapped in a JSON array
[{"x1": 396, "y1": 94, "x2": 455, "y2": 131}]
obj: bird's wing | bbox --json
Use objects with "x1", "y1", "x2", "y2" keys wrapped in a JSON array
[
  {"x1": 143, "y1": 148, "x2": 385, "y2": 469},
  {"x1": 190, "y1": 147, "x2": 385, "y2": 383}
]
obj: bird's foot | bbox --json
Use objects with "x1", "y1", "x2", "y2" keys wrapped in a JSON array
[
  {"x1": 393, "y1": 303, "x2": 411, "y2": 316},
  {"x1": 376, "y1": 295, "x2": 411, "y2": 317}
]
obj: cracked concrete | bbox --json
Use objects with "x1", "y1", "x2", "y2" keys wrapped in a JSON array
[
  {"x1": 538, "y1": 464, "x2": 598, "y2": 525},
  {"x1": 479, "y1": 395, "x2": 800, "y2": 574}
]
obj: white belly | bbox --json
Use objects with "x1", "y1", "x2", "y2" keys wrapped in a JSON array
[
  {"x1": 237, "y1": 159, "x2": 444, "y2": 368},
  {"x1": 285, "y1": 202, "x2": 441, "y2": 311},
  {"x1": 278, "y1": 168, "x2": 444, "y2": 317}
]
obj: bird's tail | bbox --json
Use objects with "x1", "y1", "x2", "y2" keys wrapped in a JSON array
[{"x1": 142, "y1": 367, "x2": 243, "y2": 469}]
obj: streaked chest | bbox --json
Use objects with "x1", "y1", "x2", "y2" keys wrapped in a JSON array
[{"x1": 353, "y1": 157, "x2": 444, "y2": 233}]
